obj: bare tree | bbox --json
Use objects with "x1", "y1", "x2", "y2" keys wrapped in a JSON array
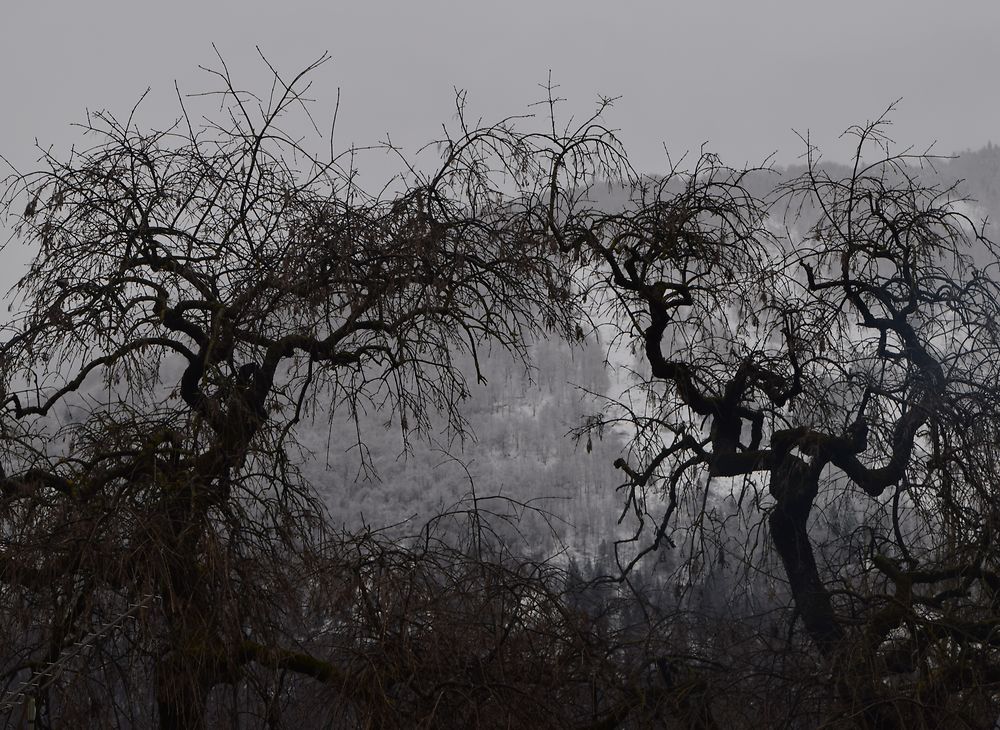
[
  {"x1": 0, "y1": 56, "x2": 630, "y2": 729},
  {"x1": 574, "y1": 115, "x2": 1000, "y2": 726},
  {"x1": 8, "y1": 51, "x2": 997, "y2": 729}
]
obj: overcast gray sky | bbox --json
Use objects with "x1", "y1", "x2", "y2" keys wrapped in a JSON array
[
  {"x1": 5, "y1": 2, "x2": 1000, "y2": 167},
  {"x1": 2, "y1": 1, "x2": 999, "y2": 285}
]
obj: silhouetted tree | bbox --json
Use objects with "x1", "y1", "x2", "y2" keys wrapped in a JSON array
[
  {"x1": 575, "y1": 116, "x2": 1000, "y2": 726},
  {"x1": 0, "y1": 56, "x2": 629, "y2": 729},
  {"x1": 6, "y1": 53, "x2": 1000, "y2": 730}
]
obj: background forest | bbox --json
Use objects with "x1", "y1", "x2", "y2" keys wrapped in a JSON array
[{"x1": 309, "y1": 141, "x2": 1000, "y2": 556}]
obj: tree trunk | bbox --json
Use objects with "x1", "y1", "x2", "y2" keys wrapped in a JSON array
[
  {"x1": 156, "y1": 657, "x2": 210, "y2": 730},
  {"x1": 768, "y1": 456, "x2": 843, "y2": 655},
  {"x1": 769, "y1": 456, "x2": 909, "y2": 729}
]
